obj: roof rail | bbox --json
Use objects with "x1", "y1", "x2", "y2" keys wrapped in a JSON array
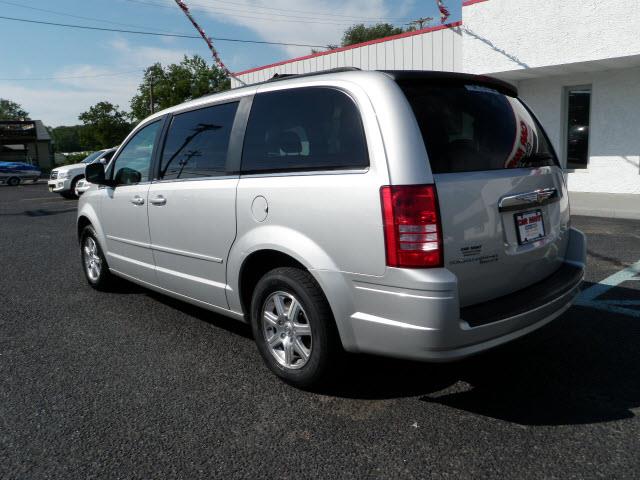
[{"x1": 266, "y1": 67, "x2": 361, "y2": 83}]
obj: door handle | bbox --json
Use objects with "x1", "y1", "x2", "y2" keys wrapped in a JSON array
[
  {"x1": 150, "y1": 195, "x2": 167, "y2": 206},
  {"x1": 130, "y1": 195, "x2": 145, "y2": 206}
]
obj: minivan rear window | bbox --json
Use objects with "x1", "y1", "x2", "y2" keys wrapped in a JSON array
[{"x1": 399, "y1": 82, "x2": 558, "y2": 174}]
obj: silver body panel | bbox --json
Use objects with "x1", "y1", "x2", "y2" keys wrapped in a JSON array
[
  {"x1": 78, "y1": 70, "x2": 586, "y2": 362},
  {"x1": 435, "y1": 166, "x2": 570, "y2": 306},
  {"x1": 101, "y1": 183, "x2": 157, "y2": 285},
  {"x1": 147, "y1": 177, "x2": 238, "y2": 308}
]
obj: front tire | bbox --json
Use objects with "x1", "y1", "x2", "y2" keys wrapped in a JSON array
[
  {"x1": 80, "y1": 225, "x2": 114, "y2": 290},
  {"x1": 63, "y1": 176, "x2": 82, "y2": 199},
  {"x1": 7, "y1": 176, "x2": 20, "y2": 187},
  {"x1": 251, "y1": 267, "x2": 339, "y2": 389}
]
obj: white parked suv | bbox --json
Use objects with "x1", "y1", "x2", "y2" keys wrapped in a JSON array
[
  {"x1": 49, "y1": 148, "x2": 116, "y2": 198},
  {"x1": 78, "y1": 69, "x2": 586, "y2": 388}
]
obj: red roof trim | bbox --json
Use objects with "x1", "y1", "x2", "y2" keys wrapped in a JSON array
[
  {"x1": 462, "y1": 0, "x2": 490, "y2": 6},
  {"x1": 234, "y1": 21, "x2": 462, "y2": 76}
]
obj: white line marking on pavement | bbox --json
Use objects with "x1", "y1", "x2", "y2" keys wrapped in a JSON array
[{"x1": 576, "y1": 260, "x2": 640, "y2": 318}]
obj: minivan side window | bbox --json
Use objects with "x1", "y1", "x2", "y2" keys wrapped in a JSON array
[
  {"x1": 241, "y1": 87, "x2": 368, "y2": 173},
  {"x1": 159, "y1": 102, "x2": 239, "y2": 180},
  {"x1": 111, "y1": 120, "x2": 161, "y2": 185}
]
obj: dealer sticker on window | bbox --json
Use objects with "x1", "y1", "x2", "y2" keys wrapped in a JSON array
[{"x1": 515, "y1": 209, "x2": 545, "y2": 245}]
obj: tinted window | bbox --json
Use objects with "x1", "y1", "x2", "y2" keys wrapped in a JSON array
[
  {"x1": 112, "y1": 120, "x2": 161, "y2": 184},
  {"x1": 160, "y1": 102, "x2": 238, "y2": 180},
  {"x1": 241, "y1": 88, "x2": 368, "y2": 173},
  {"x1": 399, "y1": 82, "x2": 557, "y2": 174}
]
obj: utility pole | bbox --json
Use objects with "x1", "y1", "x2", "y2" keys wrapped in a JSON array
[
  {"x1": 408, "y1": 17, "x2": 433, "y2": 30},
  {"x1": 149, "y1": 74, "x2": 155, "y2": 114}
]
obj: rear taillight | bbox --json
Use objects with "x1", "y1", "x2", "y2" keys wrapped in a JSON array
[{"x1": 380, "y1": 184, "x2": 443, "y2": 268}]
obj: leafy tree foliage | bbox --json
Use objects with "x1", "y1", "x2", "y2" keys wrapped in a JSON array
[
  {"x1": 130, "y1": 55, "x2": 230, "y2": 122},
  {"x1": 0, "y1": 98, "x2": 29, "y2": 120},
  {"x1": 78, "y1": 102, "x2": 131, "y2": 150},
  {"x1": 49, "y1": 125, "x2": 85, "y2": 152},
  {"x1": 342, "y1": 23, "x2": 405, "y2": 47}
]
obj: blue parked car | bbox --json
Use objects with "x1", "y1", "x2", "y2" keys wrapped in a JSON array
[{"x1": 0, "y1": 162, "x2": 41, "y2": 186}]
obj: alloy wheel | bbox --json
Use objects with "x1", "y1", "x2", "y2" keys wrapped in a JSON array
[
  {"x1": 83, "y1": 237, "x2": 102, "y2": 282},
  {"x1": 261, "y1": 291, "x2": 313, "y2": 370}
]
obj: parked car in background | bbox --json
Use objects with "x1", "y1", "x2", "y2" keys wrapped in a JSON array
[
  {"x1": 74, "y1": 148, "x2": 118, "y2": 196},
  {"x1": 77, "y1": 69, "x2": 586, "y2": 388},
  {"x1": 74, "y1": 178, "x2": 91, "y2": 196},
  {"x1": 48, "y1": 148, "x2": 116, "y2": 198},
  {"x1": 0, "y1": 162, "x2": 41, "y2": 186}
]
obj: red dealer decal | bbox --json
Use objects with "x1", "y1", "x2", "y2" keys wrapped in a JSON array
[
  {"x1": 517, "y1": 212, "x2": 541, "y2": 227},
  {"x1": 506, "y1": 120, "x2": 532, "y2": 168}
]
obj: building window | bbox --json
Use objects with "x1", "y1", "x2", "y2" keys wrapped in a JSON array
[{"x1": 565, "y1": 86, "x2": 591, "y2": 169}]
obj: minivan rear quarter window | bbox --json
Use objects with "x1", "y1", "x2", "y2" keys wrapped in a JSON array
[
  {"x1": 241, "y1": 87, "x2": 368, "y2": 173},
  {"x1": 399, "y1": 82, "x2": 558, "y2": 174},
  {"x1": 160, "y1": 102, "x2": 239, "y2": 180}
]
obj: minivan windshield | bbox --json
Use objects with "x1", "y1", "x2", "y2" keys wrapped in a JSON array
[{"x1": 399, "y1": 82, "x2": 558, "y2": 174}]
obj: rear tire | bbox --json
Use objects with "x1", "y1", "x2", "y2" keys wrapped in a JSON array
[
  {"x1": 7, "y1": 177, "x2": 20, "y2": 187},
  {"x1": 250, "y1": 267, "x2": 339, "y2": 389},
  {"x1": 80, "y1": 225, "x2": 114, "y2": 290}
]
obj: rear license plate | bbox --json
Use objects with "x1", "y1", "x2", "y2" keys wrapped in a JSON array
[{"x1": 515, "y1": 209, "x2": 545, "y2": 245}]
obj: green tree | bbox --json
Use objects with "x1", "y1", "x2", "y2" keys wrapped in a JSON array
[
  {"x1": 78, "y1": 102, "x2": 131, "y2": 150},
  {"x1": 341, "y1": 23, "x2": 404, "y2": 47},
  {"x1": 0, "y1": 98, "x2": 29, "y2": 120},
  {"x1": 49, "y1": 125, "x2": 85, "y2": 152},
  {"x1": 130, "y1": 55, "x2": 230, "y2": 122}
]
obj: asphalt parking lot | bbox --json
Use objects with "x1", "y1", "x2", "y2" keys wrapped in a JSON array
[{"x1": 1, "y1": 183, "x2": 639, "y2": 479}]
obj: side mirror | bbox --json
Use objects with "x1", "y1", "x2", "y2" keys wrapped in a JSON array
[
  {"x1": 114, "y1": 167, "x2": 142, "y2": 185},
  {"x1": 85, "y1": 162, "x2": 113, "y2": 187}
]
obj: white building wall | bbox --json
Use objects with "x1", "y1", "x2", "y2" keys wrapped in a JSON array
[
  {"x1": 231, "y1": 24, "x2": 462, "y2": 88},
  {"x1": 462, "y1": 0, "x2": 640, "y2": 75},
  {"x1": 518, "y1": 67, "x2": 640, "y2": 194}
]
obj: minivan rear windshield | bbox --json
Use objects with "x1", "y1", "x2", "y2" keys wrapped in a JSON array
[{"x1": 398, "y1": 82, "x2": 558, "y2": 174}]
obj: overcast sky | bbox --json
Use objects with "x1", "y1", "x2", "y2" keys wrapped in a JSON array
[{"x1": 0, "y1": 0, "x2": 462, "y2": 126}]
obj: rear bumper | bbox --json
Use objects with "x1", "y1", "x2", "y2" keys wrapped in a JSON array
[{"x1": 320, "y1": 227, "x2": 586, "y2": 362}]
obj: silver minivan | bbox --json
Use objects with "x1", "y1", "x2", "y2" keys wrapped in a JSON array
[{"x1": 78, "y1": 69, "x2": 586, "y2": 388}]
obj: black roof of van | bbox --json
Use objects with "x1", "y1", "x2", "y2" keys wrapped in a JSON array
[{"x1": 380, "y1": 70, "x2": 518, "y2": 97}]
